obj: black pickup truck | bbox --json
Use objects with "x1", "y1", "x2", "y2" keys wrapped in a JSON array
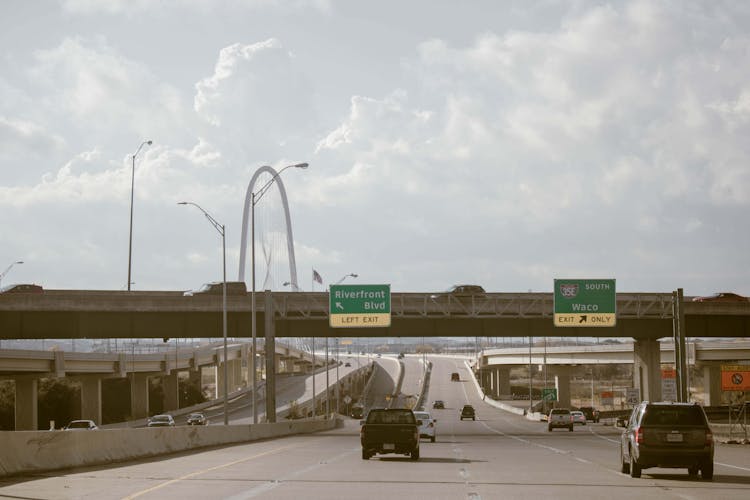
[{"x1": 360, "y1": 408, "x2": 421, "y2": 460}]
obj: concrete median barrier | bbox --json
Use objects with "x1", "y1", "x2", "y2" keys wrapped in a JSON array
[{"x1": 0, "y1": 418, "x2": 335, "y2": 478}]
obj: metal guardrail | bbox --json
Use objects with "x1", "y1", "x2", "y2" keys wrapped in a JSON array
[{"x1": 275, "y1": 292, "x2": 683, "y2": 319}]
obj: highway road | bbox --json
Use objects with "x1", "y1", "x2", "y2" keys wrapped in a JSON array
[{"x1": 1, "y1": 357, "x2": 749, "y2": 499}]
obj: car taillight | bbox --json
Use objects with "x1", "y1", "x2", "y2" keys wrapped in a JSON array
[
  {"x1": 705, "y1": 431, "x2": 713, "y2": 446},
  {"x1": 635, "y1": 427, "x2": 644, "y2": 444}
]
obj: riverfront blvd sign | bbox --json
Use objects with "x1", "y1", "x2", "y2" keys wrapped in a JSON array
[
  {"x1": 554, "y1": 279, "x2": 616, "y2": 327},
  {"x1": 329, "y1": 284, "x2": 391, "y2": 328}
]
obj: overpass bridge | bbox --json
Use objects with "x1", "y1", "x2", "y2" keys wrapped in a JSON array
[
  {"x1": 0, "y1": 341, "x2": 328, "y2": 431},
  {"x1": 2, "y1": 289, "x2": 749, "y2": 428},
  {"x1": 476, "y1": 340, "x2": 750, "y2": 408},
  {"x1": 1, "y1": 290, "x2": 749, "y2": 340}
]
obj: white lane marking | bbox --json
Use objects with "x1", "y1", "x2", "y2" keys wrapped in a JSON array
[
  {"x1": 716, "y1": 461, "x2": 750, "y2": 472},
  {"x1": 226, "y1": 447, "x2": 358, "y2": 499},
  {"x1": 122, "y1": 443, "x2": 299, "y2": 499},
  {"x1": 582, "y1": 422, "x2": 621, "y2": 444}
]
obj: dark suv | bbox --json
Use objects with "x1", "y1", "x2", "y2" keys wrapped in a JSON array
[
  {"x1": 619, "y1": 402, "x2": 714, "y2": 480},
  {"x1": 460, "y1": 405, "x2": 476, "y2": 421},
  {"x1": 579, "y1": 406, "x2": 600, "y2": 423}
]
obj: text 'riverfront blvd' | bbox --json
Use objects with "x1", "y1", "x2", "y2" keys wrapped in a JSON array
[{"x1": 329, "y1": 284, "x2": 391, "y2": 328}]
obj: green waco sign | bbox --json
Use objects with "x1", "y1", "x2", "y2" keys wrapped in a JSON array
[{"x1": 553, "y1": 279, "x2": 616, "y2": 327}]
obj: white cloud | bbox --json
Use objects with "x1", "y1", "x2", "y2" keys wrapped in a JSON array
[
  {"x1": 193, "y1": 39, "x2": 315, "y2": 162},
  {"x1": 3, "y1": 1, "x2": 749, "y2": 295},
  {"x1": 0, "y1": 116, "x2": 65, "y2": 157},
  {"x1": 28, "y1": 37, "x2": 188, "y2": 144}
]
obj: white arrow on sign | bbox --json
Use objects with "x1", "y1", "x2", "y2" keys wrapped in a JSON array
[{"x1": 335, "y1": 302, "x2": 344, "y2": 310}]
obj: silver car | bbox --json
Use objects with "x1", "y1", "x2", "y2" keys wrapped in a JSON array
[
  {"x1": 147, "y1": 414, "x2": 175, "y2": 427},
  {"x1": 413, "y1": 411, "x2": 436, "y2": 442},
  {"x1": 63, "y1": 419, "x2": 98, "y2": 430}
]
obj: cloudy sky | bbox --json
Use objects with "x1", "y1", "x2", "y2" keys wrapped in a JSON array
[{"x1": 1, "y1": 0, "x2": 749, "y2": 297}]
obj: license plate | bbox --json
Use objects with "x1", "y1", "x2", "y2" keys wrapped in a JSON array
[
  {"x1": 666, "y1": 433, "x2": 683, "y2": 442},
  {"x1": 383, "y1": 443, "x2": 395, "y2": 450}
]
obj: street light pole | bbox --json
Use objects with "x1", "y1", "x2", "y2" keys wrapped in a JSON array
[
  {"x1": 0, "y1": 260, "x2": 23, "y2": 287},
  {"x1": 178, "y1": 201, "x2": 228, "y2": 425},
  {"x1": 334, "y1": 273, "x2": 358, "y2": 285},
  {"x1": 250, "y1": 162, "x2": 308, "y2": 424},
  {"x1": 529, "y1": 336, "x2": 533, "y2": 414},
  {"x1": 127, "y1": 140, "x2": 152, "y2": 291}
]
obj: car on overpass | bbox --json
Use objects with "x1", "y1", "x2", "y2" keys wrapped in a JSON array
[
  {"x1": 431, "y1": 284, "x2": 486, "y2": 299},
  {"x1": 0, "y1": 284, "x2": 43, "y2": 294},
  {"x1": 183, "y1": 281, "x2": 247, "y2": 296},
  {"x1": 692, "y1": 292, "x2": 748, "y2": 302}
]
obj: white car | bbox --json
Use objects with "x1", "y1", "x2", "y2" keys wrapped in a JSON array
[
  {"x1": 63, "y1": 419, "x2": 98, "y2": 430},
  {"x1": 571, "y1": 410, "x2": 586, "y2": 425},
  {"x1": 413, "y1": 411, "x2": 436, "y2": 442}
]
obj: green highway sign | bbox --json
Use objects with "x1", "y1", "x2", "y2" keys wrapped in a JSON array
[
  {"x1": 542, "y1": 388, "x2": 558, "y2": 401},
  {"x1": 554, "y1": 279, "x2": 616, "y2": 327},
  {"x1": 329, "y1": 284, "x2": 391, "y2": 328}
]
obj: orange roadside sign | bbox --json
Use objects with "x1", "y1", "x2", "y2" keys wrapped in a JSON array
[{"x1": 720, "y1": 365, "x2": 750, "y2": 391}]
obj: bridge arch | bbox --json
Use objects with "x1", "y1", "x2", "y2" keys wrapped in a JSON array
[{"x1": 238, "y1": 166, "x2": 300, "y2": 290}]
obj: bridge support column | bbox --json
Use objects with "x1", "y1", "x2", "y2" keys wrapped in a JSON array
[
  {"x1": 483, "y1": 371, "x2": 492, "y2": 394},
  {"x1": 189, "y1": 368, "x2": 201, "y2": 390},
  {"x1": 14, "y1": 378, "x2": 38, "y2": 430},
  {"x1": 552, "y1": 366, "x2": 572, "y2": 408},
  {"x1": 130, "y1": 373, "x2": 150, "y2": 419},
  {"x1": 216, "y1": 363, "x2": 226, "y2": 398},
  {"x1": 492, "y1": 367, "x2": 510, "y2": 399},
  {"x1": 162, "y1": 372, "x2": 179, "y2": 411},
  {"x1": 79, "y1": 376, "x2": 102, "y2": 424},
  {"x1": 241, "y1": 344, "x2": 250, "y2": 387},
  {"x1": 702, "y1": 365, "x2": 722, "y2": 406},
  {"x1": 226, "y1": 359, "x2": 242, "y2": 392},
  {"x1": 634, "y1": 339, "x2": 661, "y2": 402}
]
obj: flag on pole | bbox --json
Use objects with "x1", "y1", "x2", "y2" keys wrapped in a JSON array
[{"x1": 313, "y1": 269, "x2": 323, "y2": 284}]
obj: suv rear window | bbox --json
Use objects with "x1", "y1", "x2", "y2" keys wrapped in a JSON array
[
  {"x1": 642, "y1": 406, "x2": 706, "y2": 426},
  {"x1": 550, "y1": 409, "x2": 570, "y2": 415},
  {"x1": 366, "y1": 410, "x2": 416, "y2": 425}
]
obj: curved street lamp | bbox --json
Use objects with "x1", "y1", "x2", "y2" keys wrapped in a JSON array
[
  {"x1": 177, "y1": 201, "x2": 228, "y2": 425},
  {"x1": 0, "y1": 260, "x2": 23, "y2": 287},
  {"x1": 282, "y1": 281, "x2": 300, "y2": 291},
  {"x1": 334, "y1": 273, "x2": 358, "y2": 285},
  {"x1": 250, "y1": 162, "x2": 308, "y2": 423},
  {"x1": 127, "y1": 140, "x2": 152, "y2": 291}
]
